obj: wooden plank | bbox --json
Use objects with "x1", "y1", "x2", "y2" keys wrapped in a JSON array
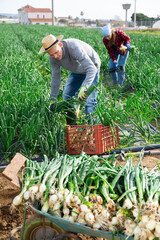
[
  {"x1": 2, "y1": 153, "x2": 27, "y2": 188},
  {"x1": 11, "y1": 176, "x2": 22, "y2": 188}
]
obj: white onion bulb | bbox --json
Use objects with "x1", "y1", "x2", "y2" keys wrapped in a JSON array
[
  {"x1": 23, "y1": 191, "x2": 30, "y2": 200},
  {"x1": 13, "y1": 195, "x2": 23, "y2": 206},
  {"x1": 146, "y1": 219, "x2": 156, "y2": 231},
  {"x1": 85, "y1": 212, "x2": 95, "y2": 225},
  {"x1": 123, "y1": 198, "x2": 133, "y2": 209}
]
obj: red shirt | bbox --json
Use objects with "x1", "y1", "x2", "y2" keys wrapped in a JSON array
[{"x1": 103, "y1": 29, "x2": 131, "y2": 61}]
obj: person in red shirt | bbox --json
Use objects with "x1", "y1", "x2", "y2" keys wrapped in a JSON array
[{"x1": 101, "y1": 23, "x2": 131, "y2": 85}]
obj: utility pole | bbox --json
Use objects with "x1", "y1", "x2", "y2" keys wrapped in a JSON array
[
  {"x1": 52, "y1": 0, "x2": 55, "y2": 25},
  {"x1": 134, "y1": 0, "x2": 136, "y2": 27}
]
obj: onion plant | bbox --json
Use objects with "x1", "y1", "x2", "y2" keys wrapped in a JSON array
[{"x1": 0, "y1": 24, "x2": 160, "y2": 163}]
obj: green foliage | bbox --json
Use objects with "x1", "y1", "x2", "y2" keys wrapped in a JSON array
[
  {"x1": 0, "y1": 24, "x2": 160, "y2": 162},
  {"x1": 130, "y1": 13, "x2": 154, "y2": 22}
]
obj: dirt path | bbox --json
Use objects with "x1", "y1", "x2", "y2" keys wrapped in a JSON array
[{"x1": 0, "y1": 153, "x2": 160, "y2": 240}]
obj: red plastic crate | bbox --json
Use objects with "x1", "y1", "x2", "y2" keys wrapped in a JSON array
[{"x1": 66, "y1": 124, "x2": 119, "y2": 155}]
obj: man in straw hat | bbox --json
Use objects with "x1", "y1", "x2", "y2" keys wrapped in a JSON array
[{"x1": 39, "y1": 34, "x2": 101, "y2": 123}]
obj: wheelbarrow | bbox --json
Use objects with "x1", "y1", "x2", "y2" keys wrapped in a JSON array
[
  {"x1": 9, "y1": 204, "x2": 134, "y2": 240},
  {"x1": 5, "y1": 154, "x2": 133, "y2": 240}
]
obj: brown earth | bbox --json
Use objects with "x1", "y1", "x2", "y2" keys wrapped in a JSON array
[{"x1": 0, "y1": 153, "x2": 160, "y2": 240}]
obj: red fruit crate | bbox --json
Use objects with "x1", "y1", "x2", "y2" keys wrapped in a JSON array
[{"x1": 66, "y1": 124, "x2": 119, "y2": 155}]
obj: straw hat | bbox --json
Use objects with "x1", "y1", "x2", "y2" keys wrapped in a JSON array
[{"x1": 39, "y1": 34, "x2": 63, "y2": 54}]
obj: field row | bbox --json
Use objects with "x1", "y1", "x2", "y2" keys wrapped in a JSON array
[{"x1": 0, "y1": 24, "x2": 160, "y2": 161}]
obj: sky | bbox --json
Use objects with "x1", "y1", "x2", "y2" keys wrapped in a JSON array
[{"x1": 0, "y1": 0, "x2": 160, "y2": 21}]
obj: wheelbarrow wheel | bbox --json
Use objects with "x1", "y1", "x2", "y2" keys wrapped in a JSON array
[{"x1": 22, "y1": 214, "x2": 65, "y2": 240}]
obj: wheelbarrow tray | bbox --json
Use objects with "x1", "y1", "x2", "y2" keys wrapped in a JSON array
[{"x1": 30, "y1": 205, "x2": 133, "y2": 239}]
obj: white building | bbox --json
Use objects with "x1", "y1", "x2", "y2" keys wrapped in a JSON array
[
  {"x1": 18, "y1": 5, "x2": 53, "y2": 25},
  {"x1": 0, "y1": 18, "x2": 18, "y2": 24}
]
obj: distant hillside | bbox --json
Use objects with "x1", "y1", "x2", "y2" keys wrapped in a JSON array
[{"x1": 0, "y1": 13, "x2": 18, "y2": 18}]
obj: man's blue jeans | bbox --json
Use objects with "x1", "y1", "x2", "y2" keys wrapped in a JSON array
[
  {"x1": 109, "y1": 51, "x2": 129, "y2": 85},
  {"x1": 63, "y1": 72, "x2": 99, "y2": 114}
]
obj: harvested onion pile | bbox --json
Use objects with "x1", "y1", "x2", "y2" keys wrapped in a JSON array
[{"x1": 13, "y1": 152, "x2": 160, "y2": 240}]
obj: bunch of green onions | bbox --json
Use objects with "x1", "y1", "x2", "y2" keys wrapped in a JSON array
[{"x1": 12, "y1": 151, "x2": 160, "y2": 239}]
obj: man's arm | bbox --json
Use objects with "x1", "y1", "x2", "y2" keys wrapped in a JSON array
[
  {"x1": 72, "y1": 47, "x2": 98, "y2": 89},
  {"x1": 49, "y1": 56, "x2": 61, "y2": 99}
]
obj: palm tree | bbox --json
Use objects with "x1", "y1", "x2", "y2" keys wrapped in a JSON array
[{"x1": 80, "y1": 11, "x2": 84, "y2": 22}]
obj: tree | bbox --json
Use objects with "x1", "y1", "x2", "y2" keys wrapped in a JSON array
[
  {"x1": 131, "y1": 13, "x2": 149, "y2": 22},
  {"x1": 130, "y1": 13, "x2": 157, "y2": 27},
  {"x1": 80, "y1": 11, "x2": 84, "y2": 18},
  {"x1": 80, "y1": 11, "x2": 84, "y2": 23},
  {"x1": 59, "y1": 19, "x2": 68, "y2": 24}
]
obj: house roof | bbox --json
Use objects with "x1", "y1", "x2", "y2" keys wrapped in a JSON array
[
  {"x1": 18, "y1": 5, "x2": 52, "y2": 13},
  {"x1": 29, "y1": 18, "x2": 52, "y2": 22}
]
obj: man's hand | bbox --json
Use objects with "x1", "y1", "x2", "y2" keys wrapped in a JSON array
[
  {"x1": 78, "y1": 86, "x2": 87, "y2": 101},
  {"x1": 49, "y1": 99, "x2": 57, "y2": 111}
]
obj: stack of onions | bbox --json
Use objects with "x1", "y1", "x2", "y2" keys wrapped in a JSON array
[{"x1": 12, "y1": 152, "x2": 160, "y2": 240}]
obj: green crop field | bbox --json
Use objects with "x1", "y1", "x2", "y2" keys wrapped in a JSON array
[{"x1": 0, "y1": 23, "x2": 160, "y2": 162}]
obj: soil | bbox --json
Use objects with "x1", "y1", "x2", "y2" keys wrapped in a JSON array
[{"x1": 1, "y1": 153, "x2": 160, "y2": 240}]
